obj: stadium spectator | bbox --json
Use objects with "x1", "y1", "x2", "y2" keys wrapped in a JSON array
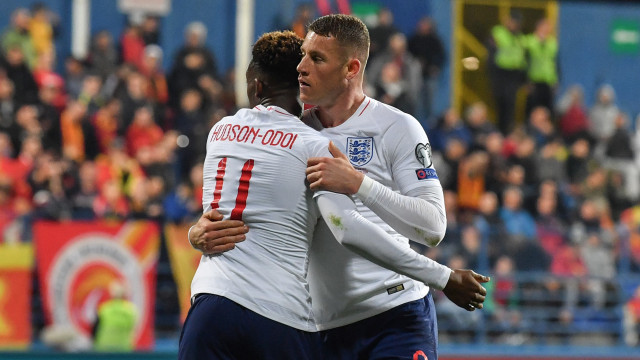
[
  {"x1": 604, "y1": 112, "x2": 639, "y2": 202},
  {"x1": 77, "y1": 71, "x2": 106, "y2": 116},
  {"x1": 92, "y1": 178, "x2": 129, "y2": 220},
  {"x1": 508, "y1": 133, "x2": 539, "y2": 200},
  {"x1": 565, "y1": 137, "x2": 592, "y2": 191},
  {"x1": 173, "y1": 88, "x2": 207, "y2": 181},
  {"x1": 465, "y1": 101, "x2": 497, "y2": 149},
  {"x1": 535, "y1": 190, "x2": 567, "y2": 256},
  {"x1": 1, "y1": 8, "x2": 37, "y2": 69},
  {"x1": 556, "y1": 84, "x2": 590, "y2": 143},
  {"x1": 140, "y1": 15, "x2": 161, "y2": 46},
  {"x1": 457, "y1": 151, "x2": 489, "y2": 212},
  {"x1": 578, "y1": 232, "x2": 616, "y2": 308},
  {"x1": 163, "y1": 181, "x2": 198, "y2": 224},
  {"x1": 71, "y1": 160, "x2": 98, "y2": 219},
  {"x1": 624, "y1": 285, "x2": 640, "y2": 346},
  {"x1": 485, "y1": 255, "x2": 526, "y2": 344},
  {"x1": 88, "y1": 30, "x2": 118, "y2": 81},
  {"x1": 28, "y1": 3, "x2": 56, "y2": 57},
  {"x1": 30, "y1": 154, "x2": 74, "y2": 221},
  {"x1": 367, "y1": 32, "x2": 422, "y2": 115},
  {"x1": 120, "y1": 23, "x2": 145, "y2": 70},
  {"x1": 1, "y1": 44, "x2": 39, "y2": 106},
  {"x1": 524, "y1": 17, "x2": 558, "y2": 117},
  {"x1": 60, "y1": 99, "x2": 99, "y2": 162},
  {"x1": 370, "y1": 61, "x2": 413, "y2": 113},
  {"x1": 526, "y1": 105, "x2": 556, "y2": 148},
  {"x1": 430, "y1": 107, "x2": 472, "y2": 153},
  {"x1": 589, "y1": 84, "x2": 619, "y2": 158},
  {"x1": 487, "y1": 9, "x2": 527, "y2": 135},
  {"x1": 290, "y1": 2, "x2": 314, "y2": 38},
  {"x1": 499, "y1": 185, "x2": 549, "y2": 271},
  {"x1": 139, "y1": 45, "x2": 169, "y2": 110},
  {"x1": 439, "y1": 138, "x2": 468, "y2": 192},
  {"x1": 125, "y1": 105, "x2": 163, "y2": 157},
  {"x1": 168, "y1": 21, "x2": 220, "y2": 112},
  {"x1": 93, "y1": 281, "x2": 138, "y2": 352},
  {"x1": 92, "y1": 97, "x2": 121, "y2": 154},
  {"x1": 473, "y1": 191, "x2": 506, "y2": 264},
  {"x1": 408, "y1": 16, "x2": 446, "y2": 127},
  {"x1": 483, "y1": 131, "x2": 509, "y2": 194},
  {"x1": 63, "y1": 56, "x2": 85, "y2": 99},
  {"x1": 118, "y1": 70, "x2": 152, "y2": 134},
  {"x1": 367, "y1": 7, "x2": 398, "y2": 61}
]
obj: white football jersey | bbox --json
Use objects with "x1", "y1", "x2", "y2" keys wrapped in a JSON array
[
  {"x1": 303, "y1": 96, "x2": 445, "y2": 330},
  {"x1": 191, "y1": 104, "x2": 331, "y2": 332}
]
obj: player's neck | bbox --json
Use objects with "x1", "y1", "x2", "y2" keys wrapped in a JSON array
[
  {"x1": 260, "y1": 90, "x2": 302, "y2": 117},
  {"x1": 316, "y1": 88, "x2": 366, "y2": 128}
]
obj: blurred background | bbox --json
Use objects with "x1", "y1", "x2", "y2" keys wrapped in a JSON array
[{"x1": 0, "y1": 0, "x2": 639, "y2": 359}]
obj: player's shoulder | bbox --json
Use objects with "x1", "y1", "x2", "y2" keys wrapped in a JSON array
[
  {"x1": 366, "y1": 98, "x2": 423, "y2": 131},
  {"x1": 301, "y1": 106, "x2": 323, "y2": 131},
  {"x1": 214, "y1": 107, "x2": 254, "y2": 125}
]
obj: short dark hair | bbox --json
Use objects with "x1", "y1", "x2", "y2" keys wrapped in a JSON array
[
  {"x1": 308, "y1": 14, "x2": 370, "y2": 66},
  {"x1": 249, "y1": 30, "x2": 303, "y2": 88}
]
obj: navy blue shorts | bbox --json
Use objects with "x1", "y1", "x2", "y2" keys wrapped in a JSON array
[
  {"x1": 320, "y1": 292, "x2": 438, "y2": 360},
  {"x1": 178, "y1": 294, "x2": 322, "y2": 360}
]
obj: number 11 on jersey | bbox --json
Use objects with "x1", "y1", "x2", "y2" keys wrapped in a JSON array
[{"x1": 210, "y1": 157, "x2": 254, "y2": 221}]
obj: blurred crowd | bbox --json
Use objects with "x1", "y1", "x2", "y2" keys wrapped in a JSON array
[
  {"x1": 0, "y1": 2, "x2": 639, "y2": 347},
  {"x1": 0, "y1": 4, "x2": 237, "y2": 243}
]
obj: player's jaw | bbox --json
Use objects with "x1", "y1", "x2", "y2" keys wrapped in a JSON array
[{"x1": 298, "y1": 75, "x2": 314, "y2": 104}]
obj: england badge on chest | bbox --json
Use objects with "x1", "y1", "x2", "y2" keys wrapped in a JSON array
[{"x1": 347, "y1": 137, "x2": 374, "y2": 167}]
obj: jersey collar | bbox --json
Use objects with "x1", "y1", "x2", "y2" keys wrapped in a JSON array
[{"x1": 254, "y1": 104, "x2": 297, "y2": 118}]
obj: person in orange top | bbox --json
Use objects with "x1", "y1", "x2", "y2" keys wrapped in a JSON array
[
  {"x1": 60, "y1": 100, "x2": 88, "y2": 162},
  {"x1": 457, "y1": 151, "x2": 489, "y2": 211},
  {"x1": 290, "y1": 3, "x2": 313, "y2": 38},
  {"x1": 92, "y1": 98, "x2": 121, "y2": 154},
  {"x1": 139, "y1": 45, "x2": 169, "y2": 106}
]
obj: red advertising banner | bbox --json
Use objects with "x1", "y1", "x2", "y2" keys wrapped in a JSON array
[
  {"x1": 164, "y1": 223, "x2": 201, "y2": 323},
  {"x1": 34, "y1": 221, "x2": 160, "y2": 350},
  {"x1": 0, "y1": 244, "x2": 33, "y2": 349}
]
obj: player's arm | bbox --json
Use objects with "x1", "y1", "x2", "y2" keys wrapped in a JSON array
[
  {"x1": 307, "y1": 142, "x2": 446, "y2": 247},
  {"x1": 188, "y1": 209, "x2": 249, "y2": 255},
  {"x1": 316, "y1": 191, "x2": 488, "y2": 311}
]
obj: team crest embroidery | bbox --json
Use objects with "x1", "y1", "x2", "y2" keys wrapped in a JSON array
[{"x1": 347, "y1": 137, "x2": 374, "y2": 167}]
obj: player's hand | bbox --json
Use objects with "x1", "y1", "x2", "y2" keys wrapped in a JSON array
[
  {"x1": 306, "y1": 141, "x2": 364, "y2": 195},
  {"x1": 189, "y1": 210, "x2": 249, "y2": 255},
  {"x1": 442, "y1": 269, "x2": 490, "y2": 312}
]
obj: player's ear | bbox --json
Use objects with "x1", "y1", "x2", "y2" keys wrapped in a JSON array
[
  {"x1": 345, "y1": 58, "x2": 361, "y2": 80},
  {"x1": 254, "y1": 78, "x2": 264, "y2": 98}
]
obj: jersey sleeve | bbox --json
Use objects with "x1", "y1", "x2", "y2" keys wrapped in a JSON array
[
  {"x1": 385, "y1": 115, "x2": 441, "y2": 194},
  {"x1": 315, "y1": 191, "x2": 452, "y2": 290}
]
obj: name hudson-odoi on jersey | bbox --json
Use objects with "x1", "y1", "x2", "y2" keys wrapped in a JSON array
[{"x1": 209, "y1": 123, "x2": 298, "y2": 149}]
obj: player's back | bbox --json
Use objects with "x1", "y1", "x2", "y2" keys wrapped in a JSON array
[{"x1": 191, "y1": 105, "x2": 330, "y2": 332}]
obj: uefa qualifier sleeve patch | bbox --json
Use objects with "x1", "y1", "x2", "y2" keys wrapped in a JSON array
[{"x1": 416, "y1": 168, "x2": 438, "y2": 180}]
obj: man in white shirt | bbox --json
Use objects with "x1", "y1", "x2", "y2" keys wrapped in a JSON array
[
  {"x1": 299, "y1": 14, "x2": 487, "y2": 359},
  {"x1": 179, "y1": 31, "x2": 332, "y2": 359},
  {"x1": 188, "y1": 16, "x2": 489, "y2": 360}
]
